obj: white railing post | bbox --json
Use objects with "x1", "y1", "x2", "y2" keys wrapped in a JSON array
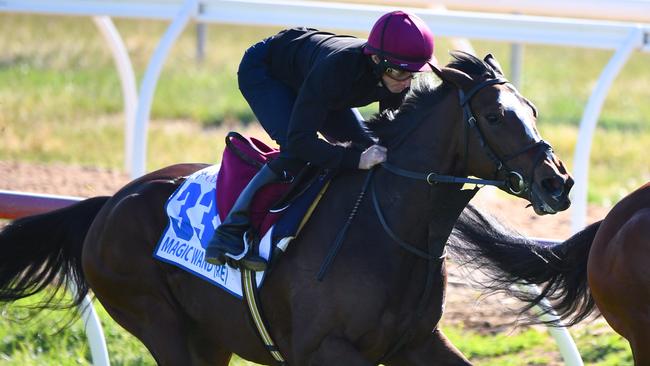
[
  {"x1": 67, "y1": 283, "x2": 111, "y2": 366},
  {"x1": 570, "y1": 27, "x2": 644, "y2": 233},
  {"x1": 132, "y1": 0, "x2": 199, "y2": 178},
  {"x1": 512, "y1": 238, "x2": 583, "y2": 365},
  {"x1": 92, "y1": 16, "x2": 138, "y2": 175},
  {"x1": 523, "y1": 285, "x2": 584, "y2": 366},
  {"x1": 510, "y1": 42, "x2": 523, "y2": 89}
]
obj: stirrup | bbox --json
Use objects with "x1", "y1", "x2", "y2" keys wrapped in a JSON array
[
  {"x1": 204, "y1": 249, "x2": 227, "y2": 266},
  {"x1": 240, "y1": 254, "x2": 267, "y2": 272},
  {"x1": 226, "y1": 234, "x2": 267, "y2": 272}
]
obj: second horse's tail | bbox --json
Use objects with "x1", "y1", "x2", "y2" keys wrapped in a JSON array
[
  {"x1": 0, "y1": 196, "x2": 110, "y2": 310},
  {"x1": 449, "y1": 204, "x2": 601, "y2": 326}
]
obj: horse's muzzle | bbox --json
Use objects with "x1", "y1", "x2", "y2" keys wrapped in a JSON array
[{"x1": 530, "y1": 174, "x2": 574, "y2": 215}]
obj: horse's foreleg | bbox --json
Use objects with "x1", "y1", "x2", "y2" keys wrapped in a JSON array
[
  {"x1": 629, "y1": 326, "x2": 650, "y2": 366},
  {"x1": 304, "y1": 336, "x2": 375, "y2": 366},
  {"x1": 384, "y1": 329, "x2": 472, "y2": 366}
]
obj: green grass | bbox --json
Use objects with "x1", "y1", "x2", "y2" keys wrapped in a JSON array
[
  {"x1": 0, "y1": 294, "x2": 258, "y2": 365},
  {"x1": 0, "y1": 293, "x2": 633, "y2": 365},
  {"x1": 443, "y1": 322, "x2": 633, "y2": 366}
]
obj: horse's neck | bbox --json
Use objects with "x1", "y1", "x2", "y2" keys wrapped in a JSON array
[
  {"x1": 370, "y1": 120, "x2": 464, "y2": 263},
  {"x1": 371, "y1": 91, "x2": 469, "y2": 262},
  {"x1": 389, "y1": 92, "x2": 464, "y2": 176}
]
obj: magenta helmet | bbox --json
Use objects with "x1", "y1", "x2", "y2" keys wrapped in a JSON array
[{"x1": 364, "y1": 10, "x2": 436, "y2": 72}]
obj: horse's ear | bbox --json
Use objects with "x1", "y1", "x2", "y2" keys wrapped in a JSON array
[
  {"x1": 429, "y1": 63, "x2": 444, "y2": 79},
  {"x1": 484, "y1": 54, "x2": 504, "y2": 76},
  {"x1": 433, "y1": 66, "x2": 474, "y2": 90}
]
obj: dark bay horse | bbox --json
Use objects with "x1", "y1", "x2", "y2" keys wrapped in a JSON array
[
  {"x1": 0, "y1": 52, "x2": 573, "y2": 365},
  {"x1": 450, "y1": 182, "x2": 650, "y2": 365}
]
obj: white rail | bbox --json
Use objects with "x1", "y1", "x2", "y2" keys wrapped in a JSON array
[
  {"x1": 523, "y1": 237, "x2": 583, "y2": 365},
  {"x1": 92, "y1": 16, "x2": 138, "y2": 173},
  {"x1": 440, "y1": 0, "x2": 650, "y2": 24},
  {"x1": 68, "y1": 283, "x2": 111, "y2": 366}
]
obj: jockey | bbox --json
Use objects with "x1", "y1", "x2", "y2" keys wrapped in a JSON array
[{"x1": 205, "y1": 10, "x2": 436, "y2": 271}]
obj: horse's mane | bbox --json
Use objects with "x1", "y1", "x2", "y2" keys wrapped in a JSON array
[
  {"x1": 447, "y1": 51, "x2": 498, "y2": 79},
  {"x1": 364, "y1": 51, "x2": 498, "y2": 147}
]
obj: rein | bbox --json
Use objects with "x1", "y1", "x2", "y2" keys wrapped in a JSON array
[
  {"x1": 369, "y1": 174, "x2": 443, "y2": 260},
  {"x1": 316, "y1": 171, "x2": 375, "y2": 281},
  {"x1": 381, "y1": 162, "x2": 505, "y2": 187},
  {"x1": 317, "y1": 75, "x2": 526, "y2": 278}
]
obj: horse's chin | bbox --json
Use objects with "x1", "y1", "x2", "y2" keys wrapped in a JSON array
[
  {"x1": 529, "y1": 183, "x2": 571, "y2": 216},
  {"x1": 531, "y1": 199, "x2": 556, "y2": 216}
]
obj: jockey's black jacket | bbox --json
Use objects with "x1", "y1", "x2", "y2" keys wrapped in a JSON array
[{"x1": 266, "y1": 27, "x2": 408, "y2": 170}]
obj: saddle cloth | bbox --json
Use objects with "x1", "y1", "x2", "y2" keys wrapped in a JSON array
[{"x1": 154, "y1": 134, "x2": 330, "y2": 298}]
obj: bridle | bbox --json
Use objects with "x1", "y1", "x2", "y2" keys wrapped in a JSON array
[
  {"x1": 459, "y1": 78, "x2": 552, "y2": 196},
  {"x1": 382, "y1": 76, "x2": 553, "y2": 198}
]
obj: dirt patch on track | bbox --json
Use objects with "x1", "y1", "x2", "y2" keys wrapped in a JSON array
[{"x1": 0, "y1": 161, "x2": 131, "y2": 197}]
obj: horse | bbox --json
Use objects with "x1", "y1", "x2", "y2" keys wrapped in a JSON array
[
  {"x1": 0, "y1": 51, "x2": 573, "y2": 365},
  {"x1": 449, "y1": 182, "x2": 650, "y2": 365}
]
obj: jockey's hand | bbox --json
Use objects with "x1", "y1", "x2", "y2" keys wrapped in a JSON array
[{"x1": 359, "y1": 144, "x2": 387, "y2": 170}]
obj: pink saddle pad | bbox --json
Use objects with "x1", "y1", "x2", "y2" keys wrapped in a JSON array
[{"x1": 216, "y1": 133, "x2": 290, "y2": 237}]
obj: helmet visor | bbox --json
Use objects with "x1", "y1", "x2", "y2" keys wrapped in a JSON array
[{"x1": 384, "y1": 54, "x2": 438, "y2": 72}]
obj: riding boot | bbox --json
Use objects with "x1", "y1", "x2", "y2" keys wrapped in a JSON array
[{"x1": 204, "y1": 164, "x2": 279, "y2": 271}]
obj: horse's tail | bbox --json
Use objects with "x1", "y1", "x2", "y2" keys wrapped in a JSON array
[
  {"x1": 0, "y1": 196, "x2": 110, "y2": 309},
  {"x1": 448, "y1": 204, "x2": 601, "y2": 326}
]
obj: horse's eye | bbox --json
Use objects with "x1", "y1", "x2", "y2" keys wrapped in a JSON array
[{"x1": 485, "y1": 114, "x2": 500, "y2": 125}]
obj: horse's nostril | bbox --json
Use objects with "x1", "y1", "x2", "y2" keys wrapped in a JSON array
[{"x1": 542, "y1": 177, "x2": 564, "y2": 199}]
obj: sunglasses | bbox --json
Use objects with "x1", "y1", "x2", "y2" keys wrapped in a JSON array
[{"x1": 384, "y1": 67, "x2": 415, "y2": 82}]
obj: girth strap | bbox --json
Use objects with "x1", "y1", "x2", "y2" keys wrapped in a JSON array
[{"x1": 242, "y1": 269, "x2": 288, "y2": 365}]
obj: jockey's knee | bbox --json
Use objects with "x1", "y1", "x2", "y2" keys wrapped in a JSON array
[{"x1": 269, "y1": 155, "x2": 305, "y2": 177}]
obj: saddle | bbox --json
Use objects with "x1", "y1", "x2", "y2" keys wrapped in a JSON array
[{"x1": 216, "y1": 132, "x2": 329, "y2": 243}]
